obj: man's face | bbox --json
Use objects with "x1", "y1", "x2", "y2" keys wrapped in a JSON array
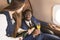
[{"x1": 25, "y1": 11, "x2": 32, "y2": 21}]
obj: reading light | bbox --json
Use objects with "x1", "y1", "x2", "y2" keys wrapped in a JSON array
[{"x1": 53, "y1": 5, "x2": 60, "y2": 26}]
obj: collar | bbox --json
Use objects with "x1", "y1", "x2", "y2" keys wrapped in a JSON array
[{"x1": 25, "y1": 20, "x2": 32, "y2": 26}]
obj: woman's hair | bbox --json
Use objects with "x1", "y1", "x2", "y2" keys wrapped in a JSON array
[
  {"x1": 4, "y1": 0, "x2": 25, "y2": 37},
  {"x1": 4, "y1": 0, "x2": 25, "y2": 11}
]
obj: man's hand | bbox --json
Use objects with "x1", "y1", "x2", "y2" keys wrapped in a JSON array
[
  {"x1": 49, "y1": 24, "x2": 56, "y2": 29},
  {"x1": 19, "y1": 36, "x2": 23, "y2": 40},
  {"x1": 49, "y1": 24, "x2": 60, "y2": 31},
  {"x1": 33, "y1": 29, "x2": 41, "y2": 37}
]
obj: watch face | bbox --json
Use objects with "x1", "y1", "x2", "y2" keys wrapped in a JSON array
[{"x1": 7, "y1": 0, "x2": 12, "y2": 4}]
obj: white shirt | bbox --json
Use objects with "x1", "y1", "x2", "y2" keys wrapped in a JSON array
[
  {"x1": 0, "y1": 14, "x2": 19, "y2": 40},
  {"x1": 25, "y1": 20, "x2": 32, "y2": 27}
]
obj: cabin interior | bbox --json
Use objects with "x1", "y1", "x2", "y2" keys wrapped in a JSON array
[{"x1": 0, "y1": 0, "x2": 60, "y2": 40}]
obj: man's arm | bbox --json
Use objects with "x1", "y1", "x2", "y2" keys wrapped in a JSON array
[
  {"x1": 49, "y1": 24, "x2": 60, "y2": 31},
  {"x1": 48, "y1": 24, "x2": 60, "y2": 35}
]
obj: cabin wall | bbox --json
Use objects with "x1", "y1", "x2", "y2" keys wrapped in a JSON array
[
  {"x1": 0, "y1": 0, "x2": 60, "y2": 23},
  {"x1": 30, "y1": 0, "x2": 60, "y2": 23}
]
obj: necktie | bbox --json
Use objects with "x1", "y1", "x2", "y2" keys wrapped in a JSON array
[
  {"x1": 29, "y1": 22, "x2": 32, "y2": 27},
  {"x1": 29, "y1": 22, "x2": 33, "y2": 29}
]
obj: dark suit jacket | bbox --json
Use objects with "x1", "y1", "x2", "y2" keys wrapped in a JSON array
[{"x1": 21, "y1": 16, "x2": 40, "y2": 30}]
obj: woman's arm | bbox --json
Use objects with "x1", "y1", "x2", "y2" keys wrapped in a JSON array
[
  {"x1": 27, "y1": 27, "x2": 35, "y2": 35},
  {"x1": 17, "y1": 28, "x2": 27, "y2": 34}
]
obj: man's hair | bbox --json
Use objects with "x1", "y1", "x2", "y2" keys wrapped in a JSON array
[
  {"x1": 24, "y1": 9, "x2": 33, "y2": 14},
  {"x1": 4, "y1": 0, "x2": 25, "y2": 11},
  {"x1": 22, "y1": 9, "x2": 33, "y2": 19},
  {"x1": 23, "y1": 9, "x2": 33, "y2": 16}
]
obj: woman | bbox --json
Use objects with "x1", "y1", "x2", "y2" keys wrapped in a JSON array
[{"x1": 1, "y1": 0, "x2": 25, "y2": 38}]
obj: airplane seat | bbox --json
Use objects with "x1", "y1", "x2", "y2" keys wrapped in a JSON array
[
  {"x1": 0, "y1": 14, "x2": 19, "y2": 40},
  {"x1": 40, "y1": 21, "x2": 54, "y2": 35}
]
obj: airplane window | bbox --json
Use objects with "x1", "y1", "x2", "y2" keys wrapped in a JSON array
[{"x1": 53, "y1": 5, "x2": 60, "y2": 26}]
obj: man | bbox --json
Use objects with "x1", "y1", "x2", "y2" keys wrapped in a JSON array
[{"x1": 21, "y1": 9, "x2": 60, "y2": 40}]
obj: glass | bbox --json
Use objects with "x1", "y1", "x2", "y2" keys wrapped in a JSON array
[{"x1": 36, "y1": 23, "x2": 41, "y2": 30}]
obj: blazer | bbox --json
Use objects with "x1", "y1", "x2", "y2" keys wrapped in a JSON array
[{"x1": 21, "y1": 16, "x2": 40, "y2": 30}]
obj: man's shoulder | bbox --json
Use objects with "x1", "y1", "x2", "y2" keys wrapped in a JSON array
[
  {"x1": 31, "y1": 16, "x2": 39, "y2": 22},
  {"x1": 31, "y1": 16, "x2": 37, "y2": 20},
  {"x1": 22, "y1": 19, "x2": 26, "y2": 25}
]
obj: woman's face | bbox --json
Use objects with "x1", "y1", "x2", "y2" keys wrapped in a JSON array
[{"x1": 25, "y1": 11, "x2": 32, "y2": 21}]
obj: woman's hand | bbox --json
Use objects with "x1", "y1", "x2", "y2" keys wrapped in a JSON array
[{"x1": 27, "y1": 28, "x2": 35, "y2": 35}]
